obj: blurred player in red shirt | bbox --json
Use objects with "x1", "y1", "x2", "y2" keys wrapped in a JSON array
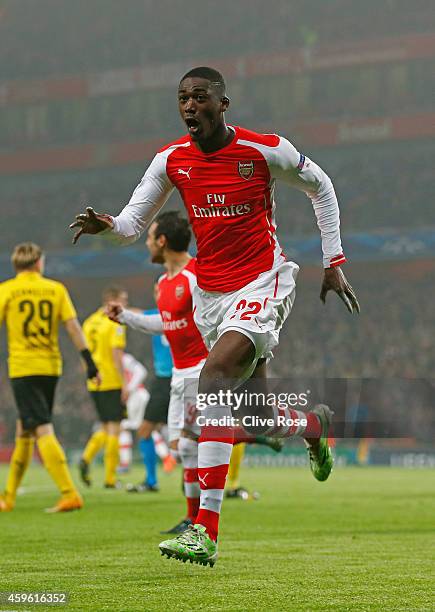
[{"x1": 107, "y1": 212, "x2": 208, "y2": 534}]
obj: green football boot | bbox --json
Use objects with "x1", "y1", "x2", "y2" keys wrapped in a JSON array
[
  {"x1": 306, "y1": 404, "x2": 334, "y2": 482},
  {"x1": 159, "y1": 524, "x2": 218, "y2": 567}
]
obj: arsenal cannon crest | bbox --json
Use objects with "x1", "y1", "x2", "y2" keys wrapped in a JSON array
[{"x1": 238, "y1": 161, "x2": 254, "y2": 180}]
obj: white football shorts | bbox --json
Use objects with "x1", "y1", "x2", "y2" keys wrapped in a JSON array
[
  {"x1": 193, "y1": 260, "x2": 298, "y2": 374},
  {"x1": 167, "y1": 359, "x2": 206, "y2": 442}
]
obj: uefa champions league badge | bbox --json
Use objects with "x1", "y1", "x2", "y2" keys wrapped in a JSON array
[{"x1": 297, "y1": 153, "x2": 306, "y2": 172}]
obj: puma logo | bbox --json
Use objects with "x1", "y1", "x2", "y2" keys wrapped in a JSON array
[
  {"x1": 198, "y1": 472, "x2": 208, "y2": 487},
  {"x1": 177, "y1": 167, "x2": 192, "y2": 179}
]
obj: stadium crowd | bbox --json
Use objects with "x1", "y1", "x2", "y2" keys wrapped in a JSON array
[
  {"x1": 0, "y1": 0, "x2": 433, "y2": 80},
  {"x1": 1, "y1": 56, "x2": 433, "y2": 151}
]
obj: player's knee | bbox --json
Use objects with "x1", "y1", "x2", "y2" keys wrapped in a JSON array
[
  {"x1": 169, "y1": 439, "x2": 180, "y2": 462},
  {"x1": 19, "y1": 430, "x2": 34, "y2": 439},
  {"x1": 178, "y1": 436, "x2": 198, "y2": 459},
  {"x1": 35, "y1": 423, "x2": 54, "y2": 438},
  {"x1": 199, "y1": 338, "x2": 256, "y2": 395},
  {"x1": 106, "y1": 421, "x2": 120, "y2": 436},
  {"x1": 138, "y1": 420, "x2": 153, "y2": 439},
  {"x1": 198, "y1": 361, "x2": 234, "y2": 395},
  {"x1": 16, "y1": 420, "x2": 34, "y2": 438}
]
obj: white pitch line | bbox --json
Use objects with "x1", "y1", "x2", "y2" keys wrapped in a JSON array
[{"x1": 17, "y1": 485, "x2": 56, "y2": 495}]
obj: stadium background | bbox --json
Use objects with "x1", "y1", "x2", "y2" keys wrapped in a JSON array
[{"x1": 1, "y1": 0, "x2": 434, "y2": 465}]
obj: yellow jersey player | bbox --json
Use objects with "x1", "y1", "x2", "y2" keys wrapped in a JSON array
[
  {"x1": 0, "y1": 243, "x2": 99, "y2": 513},
  {"x1": 79, "y1": 286, "x2": 128, "y2": 488}
]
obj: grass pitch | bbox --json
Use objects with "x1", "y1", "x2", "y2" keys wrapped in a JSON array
[{"x1": 0, "y1": 464, "x2": 433, "y2": 611}]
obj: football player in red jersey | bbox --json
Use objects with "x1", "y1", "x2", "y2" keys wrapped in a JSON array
[{"x1": 71, "y1": 66, "x2": 359, "y2": 566}]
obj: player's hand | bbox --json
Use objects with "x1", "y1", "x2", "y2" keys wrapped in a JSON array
[
  {"x1": 320, "y1": 267, "x2": 360, "y2": 314},
  {"x1": 92, "y1": 371, "x2": 102, "y2": 387},
  {"x1": 69, "y1": 206, "x2": 114, "y2": 244},
  {"x1": 80, "y1": 348, "x2": 101, "y2": 382},
  {"x1": 105, "y1": 301, "x2": 124, "y2": 323}
]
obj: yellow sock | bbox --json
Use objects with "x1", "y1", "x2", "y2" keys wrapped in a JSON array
[
  {"x1": 37, "y1": 433, "x2": 77, "y2": 498},
  {"x1": 104, "y1": 435, "x2": 119, "y2": 486},
  {"x1": 82, "y1": 430, "x2": 107, "y2": 464},
  {"x1": 5, "y1": 437, "x2": 34, "y2": 504},
  {"x1": 227, "y1": 443, "x2": 245, "y2": 489}
]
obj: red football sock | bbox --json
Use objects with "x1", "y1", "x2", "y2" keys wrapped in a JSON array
[
  {"x1": 266, "y1": 406, "x2": 322, "y2": 438},
  {"x1": 195, "y1": 508, "x2": 220, "y2": 542}
]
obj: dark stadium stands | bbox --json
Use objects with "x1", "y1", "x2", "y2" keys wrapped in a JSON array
[{"x1": 0, "y1": 0, "x2": 433, "y2": 80}]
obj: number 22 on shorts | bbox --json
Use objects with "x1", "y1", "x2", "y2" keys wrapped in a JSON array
[{"x1": 229, "y1": 299, "x2": 263, "y2": 321}]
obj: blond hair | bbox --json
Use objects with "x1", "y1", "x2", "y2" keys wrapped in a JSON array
[
  {"x1": 11, "y1": 242, "x2": 43, "y2": 271},
  {"x1": 102, "y1": 285, "x2": 127, "y2": 303}
]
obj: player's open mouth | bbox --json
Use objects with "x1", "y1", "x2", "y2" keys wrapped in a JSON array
[{"x1": 185, "y1": 117, "x2": 201, "y2": 134}]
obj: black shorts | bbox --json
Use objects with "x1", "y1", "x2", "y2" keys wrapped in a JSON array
[
  {"x1": 144, "y1": 376, "x2": 171, "y2": 424},
  {"x1": 90, "y1": 390, "x2": 124, "y2": 423},
  {"x1": 10, "y1": 376, "x2": 58, "y2": 431}
]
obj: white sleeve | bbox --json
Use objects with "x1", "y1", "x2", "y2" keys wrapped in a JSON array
[
  {"x1": 118, "y1": 309, "x2": 164, "y2": 335},
  {"x1": 111, "y1": 152, "x2": 175, "y2": 244},
  {"x1": 269, "y1": 136, "x2": 346, "y2": 268},
  {"x1": 122, "y1": 353, "x2": 147, "y2": 394}
]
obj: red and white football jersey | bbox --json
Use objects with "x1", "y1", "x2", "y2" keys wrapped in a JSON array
[
  {"x1": 113, "y1": 126, "x2": 346, "y2": 292},
  {"x1": 157, "y1": 258, "x2": 208, "y2": 369}
]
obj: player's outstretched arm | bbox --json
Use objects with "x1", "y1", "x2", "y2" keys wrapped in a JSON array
[
  {"x1": 105, "y1": 302, "x2": 164, "y2": 335},
  {"x1": 64, "y1": 318, "x2": 101, "y2": 383},
  {"x1": 69, "y1": 206, "x2": 114, "y2": 244},
  {"x1": 320, "y1": 267, "x2": 360, "y2": 314},
  {"x1": 268, "y1": 136, "x2": 359, "y2": 314},
  {"x1": 110, "y1": 154, "x2": 174, "y2": 244},
  {"x1": 70, "y1": 155, "x2": 173, "y2": 245}
]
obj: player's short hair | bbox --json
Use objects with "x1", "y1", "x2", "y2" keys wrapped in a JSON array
[
  {"x1": 153, "y1": 211, "x2": 191, "y2": 252},
  {"x1": 102, "y1": 285, "x2": 127, "y2": 303},
  {"x1": 180, "y1": 66, "x2": 226, "y2": 97},
  {"x1": 11, "y1": 242, "x2": 43, "y2": 271}
]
